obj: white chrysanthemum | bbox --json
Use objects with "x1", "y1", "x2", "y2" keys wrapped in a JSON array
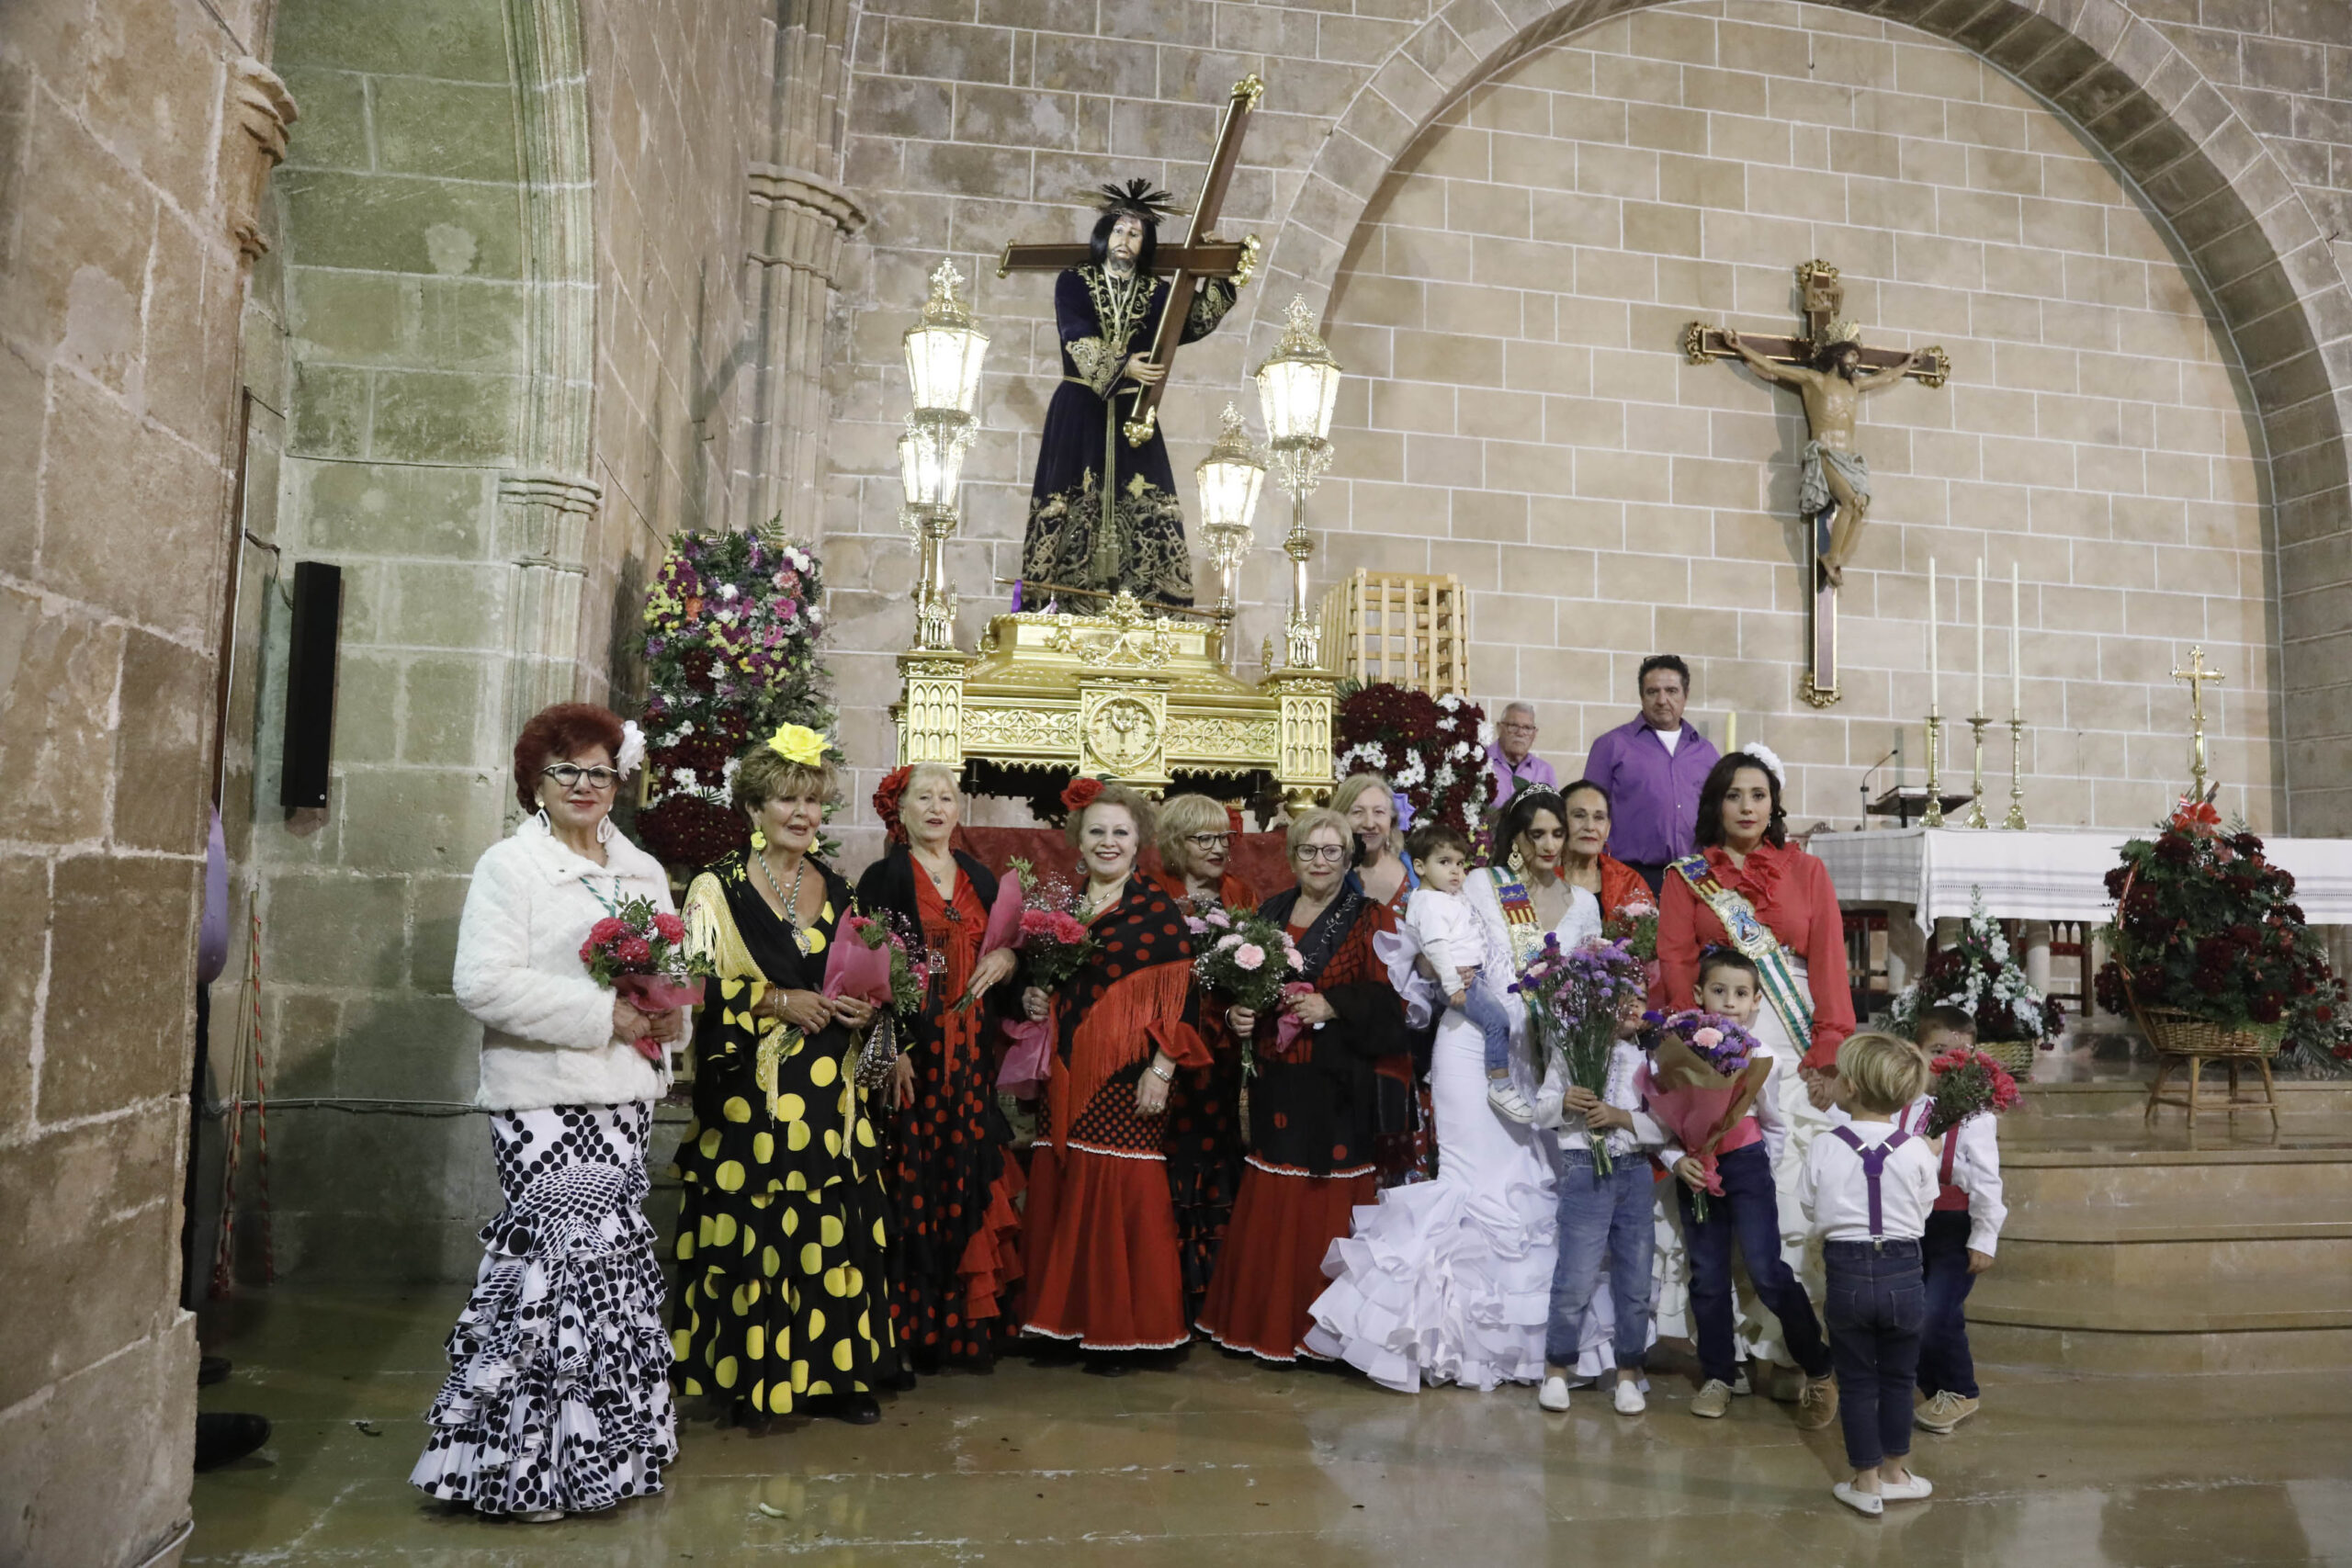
[{"x1": 616, "y1": 719, "x2": 647, "y2": 777}]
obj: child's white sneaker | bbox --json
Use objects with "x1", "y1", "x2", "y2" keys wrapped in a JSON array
[
  {"x1": 1487, "y1": 1077, "x2": 1536, "y2": 1122},
  {"x1": 1832, "y1": 1483, "x2": 1883, "y2": 1517},
  {"x1": 1612, "y1": 1380, "x2": 1645, "y2": 1415},
  {"x1": 1881, "y1": 1472, "x2": 1933, "y2": 1502},
  {"x1": 1538, "y1": 1375, "x2": 1570, "y2": 1412}
]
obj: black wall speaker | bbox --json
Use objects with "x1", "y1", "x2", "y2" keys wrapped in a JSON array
[{"x1": 279, "y1": 560, "x2": 344, "y2": 809}]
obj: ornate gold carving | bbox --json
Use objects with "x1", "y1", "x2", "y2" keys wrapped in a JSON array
[
  {"x1": 1042, "y1": 592, "x2": 1178, "y2": 668},
  {"x1": 1084, "y1": 694, "x2": 1163, "y2": 773},
  {"x1": 1164, "y1": 716, "x2": 1279, "y2": 756},
  {"x1": 962, "y1": 705, "x2": 1078, "y2": 750}
]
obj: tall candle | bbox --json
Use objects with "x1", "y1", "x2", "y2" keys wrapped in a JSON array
[
  {"x1": 1726, "y1": 711, "x2": 1737, "y2": 755},
  {"x1": 1928, "y1": 557, "x2": 1939, "y2": 709},
  {"x1": 1974, "y1": 557, "x2": 1986, "y2": 718},
  {"x1": 2010, "y1": 561, "x2": 2022, "y2": 717}
]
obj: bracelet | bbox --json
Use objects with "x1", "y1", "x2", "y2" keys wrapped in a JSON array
[{"x1": 1148, "y1": 1060, "x2": 1175, "y2": 1082}]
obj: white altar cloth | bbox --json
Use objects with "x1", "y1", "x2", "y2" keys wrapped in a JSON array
[{"x1": 1810, "y1": 826, "x2": 2352, "y2": 925}]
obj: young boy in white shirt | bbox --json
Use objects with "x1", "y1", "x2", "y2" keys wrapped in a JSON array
[
  {"x1": 1802, "y1": 1032, "x2": 1939, "y2": 1517},
  {"x1": 1401, "y1": 825, "x2": 1528, "y2": 1121},
  {"x1": 1531, "y1": 989, "x2": 1666, "y2": 1416},
  {"x1": 1903, "y1": 1005, "x2": 2006, "y2": 1434}
]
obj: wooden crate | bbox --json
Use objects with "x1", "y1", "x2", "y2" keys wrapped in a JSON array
[{"x1": 1317, "y1": 571, "x2": 1468, "y2": 696}]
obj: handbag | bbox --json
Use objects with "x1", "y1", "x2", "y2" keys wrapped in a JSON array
[{"x1": 854, "y1": 1010, "x2": 901, "y2": 1093}]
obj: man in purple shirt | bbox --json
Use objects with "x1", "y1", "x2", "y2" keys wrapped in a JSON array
[
  {"x1": 1579, "y1": 655, "x2": 1721, "y2": 894},
  {"x1": 1487, "y1": 701, "x2": 1558, "y2": 811}
]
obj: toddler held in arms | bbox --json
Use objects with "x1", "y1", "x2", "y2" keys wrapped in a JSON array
[
  {"x1": 1802, "y1": 1032, "x2": 1939, "y2": 1517},
  {"x1": 1402, "y1": 825, "x2": 1527, "y2": 1122}
]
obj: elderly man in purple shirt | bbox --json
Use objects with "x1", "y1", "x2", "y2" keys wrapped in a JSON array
[
  {"x1": 1579, "y1": 655, "x2": 1720, "y2": 894},
  {"x1": 1487, "y1": 701, "x2": 1558, "y2": 810}
]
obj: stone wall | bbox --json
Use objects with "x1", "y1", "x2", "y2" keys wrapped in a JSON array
[
  {"x1": 0, "y1": 0, "x2": 292, "y2": 1562},
  {"x1": 820, "y1": 0, "x2": 2352, "y2": 838}
]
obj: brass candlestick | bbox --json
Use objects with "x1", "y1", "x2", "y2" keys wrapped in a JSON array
[
  {"x1": 2004, "y1": 713, "x2": 2028, "y2": 830},
  {"x1": 1963, "y1": 714, "x2": 1992, "y2": 829},
  {"x1": 1922, "y1": 708, "x2": 1946, "y2": 828}
]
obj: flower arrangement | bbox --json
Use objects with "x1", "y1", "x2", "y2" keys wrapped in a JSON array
[
  {"x1": 580, "y1": 895, "x2": 716, "y2": 1061},
  {"x1": 1885, "y1": 887, "x2": 2064, "y2": 1049},
  {"x1": 827, "y1": 908, "x2": 936, "y2": 1015},
  {"x1": 636, "y1": 528, "x2": 834, "y2": 867},
  {"x1": 1604, "y1": 898, "x2": 1659, "y2": 963},
  {"x1": 1515, "y1": 934, "x2": 1645, "y2": 1175},
  {"x1": 2095, "y1": 792, "x2": 2352, "y2": 1068},
  {"x1": 1191, "y1": 904, "x2": 1309, "y2": 1074},
  {"x1": 1635, "y1": 1008, "x2": 1770, "y2": 1221},
  {"x1": 1923, "y1": 1046, "x2": 2021, "y2": 1138},
  {"x1": 1005, "y1": 858, "x2": 1097, "y2": 994},
  {"x1": 1332, "y1": 682, "x2": 1494, "y2": 834}
]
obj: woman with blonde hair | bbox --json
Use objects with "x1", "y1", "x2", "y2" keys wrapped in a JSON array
[
  {"x1": 670, "y1": 727, "x2": 898, "y2": 1427},
  {"x1": 1154, "y1": 792, "x2": 1258, "y2": 912},
  {"x1": 1015, "y1": 778, "x2": 1224, "y2": 1371},
  {"x1": 854, "y1": 762, "x2": 1020, "y2": 1372},
  {"x1": 415, "y1": 703, "x2": 684, "y2": 1520},
  {"x1": 1197, "y1": 808, "x2": 1410, "y2": 1364},
  {"x1": 1330, "y1": 773, "x2": 1417, "y2": 915}
]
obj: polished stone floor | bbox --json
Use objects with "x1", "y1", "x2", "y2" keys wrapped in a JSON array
[{"x1": 190, "y1": 1286, "x2": 2352, "y2": 1566}]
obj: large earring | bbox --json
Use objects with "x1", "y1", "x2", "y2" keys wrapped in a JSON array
[
  {"x1": 535, "y1": 807, "x2": 551, "y2": 831},
  {"x1": 1507, "y1": 846, "x2": 1526, "y2": 875},
  {"x1": 751, "y1": 828, "x2": 766, "y2": 851},
  {"x1": 596, "y1": 816, "x2": 616, "y2": 844}
]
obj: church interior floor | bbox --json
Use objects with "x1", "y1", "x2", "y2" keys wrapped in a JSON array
[{"x1": 190, "y1": 1285, "x2": 2352, "y2": 1566}]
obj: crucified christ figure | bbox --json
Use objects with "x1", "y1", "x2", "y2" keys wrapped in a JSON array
[{"x1": 1720, "y1": 328, "x2": 1937, "y2": 587}]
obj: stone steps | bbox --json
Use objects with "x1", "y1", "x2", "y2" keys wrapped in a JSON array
[{"x1": 2014, "y1": 1078, "x2": 2352, "y2": 1120}]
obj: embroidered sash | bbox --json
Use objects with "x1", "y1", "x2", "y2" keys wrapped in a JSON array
[
  {"x1": 1672, "y1": 853, "x2": 1814, "y2": 1053},
  {"x1": 1830, "y1": 1124, "x2": 1913, "y2": 1238},
  {"x1": 1487, "y1": 867, "x2": 1545, "y2": 971}
]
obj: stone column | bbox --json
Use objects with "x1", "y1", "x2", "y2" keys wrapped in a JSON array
[
  {"x1": 744, "y1": 163, "x2": 865, "y2": 541},
  {"x1": 498, "y1": 474, "x2": 602, "y2": 721}
]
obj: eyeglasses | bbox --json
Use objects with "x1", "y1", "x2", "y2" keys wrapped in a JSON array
[
  {"x1": 543, "y1": 763, "x2": 620, "y2": 792},
  {"x1": 1183, "y1": 832, "x2": 1234, "y2": 850},
  {"x1": 1498, "y1": 720, "x2": 1536, "y2": 734},
  {"x1": 1296, "y1": 843, "x2": 1349, "y2": 863}
]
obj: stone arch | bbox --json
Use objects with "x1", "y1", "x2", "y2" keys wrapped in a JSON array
[{"x1": 1257, "y1": 0, "x2": 2350, "y2": 829}]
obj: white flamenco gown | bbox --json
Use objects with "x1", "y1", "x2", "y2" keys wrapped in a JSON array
[{"x1": 1305, "y1": 873, "x2": 1619, "y2": 1392}]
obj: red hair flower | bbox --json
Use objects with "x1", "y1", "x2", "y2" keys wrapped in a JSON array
[
  {"x1": 873, "y1": 765, "x2": 914, "y2": 842},
  {"x1": 1061, "y1": 776, "x2": 1103, "y2": 813}
]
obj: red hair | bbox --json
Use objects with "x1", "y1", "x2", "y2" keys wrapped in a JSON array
[{"x1": 514, "y1": 703, "x2": 627, "y2": 811}]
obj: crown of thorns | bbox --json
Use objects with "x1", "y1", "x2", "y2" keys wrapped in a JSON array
[{"x1": 1096, "y1": 178, "x2": 1188, "y2": 222}]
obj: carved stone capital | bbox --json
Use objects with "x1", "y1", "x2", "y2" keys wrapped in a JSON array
[
  {"x1": 225, "y1": 57, "x2": 298, "y2": 259},
  {"x1": 747, "y1": 162, "x2": 867, "y2": 283},
  {"x1": 495, "y1": 472, "x2": 601, "y2": 568}
]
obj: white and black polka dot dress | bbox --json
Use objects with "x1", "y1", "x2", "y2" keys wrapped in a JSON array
[{"x1": 410, "y1": 1100, "x2": 678, "y2": 1515}]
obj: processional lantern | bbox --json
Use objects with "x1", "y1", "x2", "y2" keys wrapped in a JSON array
[
  {"x1": 899, "y1": 261, "x2": 988, "y2": 650},
  {"x1": 1253, "y1": 296, "x2": 1340, "y2": 670},
  {"x1": 1193, "y1": 402, "x2": 1265, "y2": 648}
]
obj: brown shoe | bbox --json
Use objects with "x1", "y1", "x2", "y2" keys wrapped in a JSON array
[
  {"x1": 1690, "y1": 1379, "x2": 1734, "y2": 1419},
  {"x1": 1795, "y1": 1373, "x2": 1839, "y2": 1430},
  {"x1": 1915, "y1": 1392, "x2": 1979, "y2": 1434}
]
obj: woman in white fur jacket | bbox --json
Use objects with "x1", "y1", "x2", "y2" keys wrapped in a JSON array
[{"x1": 411, "y1": 703, "x2": 687, "y2": 1522}]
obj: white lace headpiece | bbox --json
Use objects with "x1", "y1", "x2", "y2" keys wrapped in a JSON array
[{"x1": 1739, "y1": 741, "x2": 1787, "y2": 787}]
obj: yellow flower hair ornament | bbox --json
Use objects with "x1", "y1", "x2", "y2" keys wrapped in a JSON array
[{"x1": 766, "y1": 723, "x2": 831, "y2": 767}]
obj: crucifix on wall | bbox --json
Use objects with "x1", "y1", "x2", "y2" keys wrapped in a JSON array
[{"x1": 1684, "y1": 261, "x2": 1951, "y2": 707}]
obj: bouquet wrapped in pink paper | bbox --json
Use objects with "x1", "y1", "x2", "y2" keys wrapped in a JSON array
[
  {"x1": 824, "y1": 910, "x2": 934, "y2": 1010},
  {"x1": 580, "y1": 895, "x2": 713, "y2": 1061},
  {"x1": 1635, "y1": 1008, "x2": 1770, "y2": 1221},
  {"x1": 996, "y1": 859, "x2": 1101, "y2": 1096}
]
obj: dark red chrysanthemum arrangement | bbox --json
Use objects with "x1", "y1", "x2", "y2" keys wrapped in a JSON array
[
  {"x1": 2096, "y1": 790, "x2": 2352, "y2": 1068},
  {"x1": 634, "y1": 529, "x2": 834, "y2": 868},
  {"x1": 1332, "y1": 682, "x2": 1493, "y2": 834}
]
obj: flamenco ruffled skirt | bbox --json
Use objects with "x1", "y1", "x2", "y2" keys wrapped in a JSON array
[
  {"x1": 412, "y1": 1101, "x2": 676, "y2": 1515},
  {"x1": 1197, "y1": 1161, "x2": 1377, "y2": 1364}
]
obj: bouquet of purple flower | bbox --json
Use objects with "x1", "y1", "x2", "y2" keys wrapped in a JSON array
[
  {"x1": 1636, "y1": 1008, "x2": 1771, "y2": 1221},
  {"x1": 1514, "y1": 934, "x2": 1646, "y2": 1176}
]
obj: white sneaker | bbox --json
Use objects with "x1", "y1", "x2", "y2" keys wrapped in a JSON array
[
  {"x1": 518, "y1": 1509, "x2": 566, "y2": 1524},
  {"x1": 1539, "y1": 1375, "x2": 1570, "y2": 1412},
  {"x1": 1487, "y1": 1078, "x2": 1536, "y2": 1123},
  {"x1": 1731, "y1": 1368, "x2": 1753, "y2": 1396},
  {"x1": 1881, "y1": 1472, "x2": 1934, "y2": 1502},
  {"x1": 1613, "y1": 1380, "x2": 1645, "y2": 1415},
  {"x1": 1833, "y1": 1482, "x2": 1883, "y2": 1517}
]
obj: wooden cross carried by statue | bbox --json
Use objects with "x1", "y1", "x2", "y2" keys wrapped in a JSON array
[
  {"x1": 998, "y1": 75, "x2": 1264, "y2": 448},
  {"x1": 1685, "y1": 261, "x2": 1951, "y2": 707}
]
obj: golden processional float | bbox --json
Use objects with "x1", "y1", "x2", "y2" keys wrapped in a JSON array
[{"x1": 887, "y1": 241, "x2": 1346, "y2": 808}]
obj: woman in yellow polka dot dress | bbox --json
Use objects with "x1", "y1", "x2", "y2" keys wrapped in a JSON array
[{"x1": 671, "y1": 730, "x2": 902, "y2": 1427}]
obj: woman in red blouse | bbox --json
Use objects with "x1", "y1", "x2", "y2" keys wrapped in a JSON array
[{"x1": 1657, "y1": 750, "x2": 1853, "y2": 1071}]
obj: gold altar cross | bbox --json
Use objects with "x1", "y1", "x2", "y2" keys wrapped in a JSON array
[
  {"x1": 2172, "y1": 645, "x2": 2226, "y2": 800},
  {"x1": 1683, "y1": 261, "x2": 1951, "y2": 708},
  {"x1": 997, "y1": 76, "x2": 1263, "y2": 448}
]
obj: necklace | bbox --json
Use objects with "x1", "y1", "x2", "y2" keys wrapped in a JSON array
[
  {"x1": 1079, "y1": 875, "x2": 1126, "y2": 921},
  {"x1": 757, "y1": 846, "x2": 810, "y2": 954}
]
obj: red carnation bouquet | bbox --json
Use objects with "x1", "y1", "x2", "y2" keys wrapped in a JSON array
[
  {"x1": 1635, "y1": 1008, "x2": 1770, "y2": 1221},
  {"x1": 997, "y1": 857, "x2": 1101, "y2": 1096},
  {"x1": 1923, "y1": 1046, "x2": 2021, "y2": 1138},
  {"x1": 580, "y1": 895, "x2": 714, "y2": 1061}
]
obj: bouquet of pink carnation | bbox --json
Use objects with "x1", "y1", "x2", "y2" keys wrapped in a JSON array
[
  {"x1": 828, "y1": 908, "x2": 937, "y2": 1015},
  {"x1": 1193, "y1": 906, "x2": 1309, "y2": 1074},
  {"x1": 1515, "y1": 933, "x2": 1645, "y2": 1176},
  {"x1": 1924, "y1": 1046, "x2": 2022, "y2": 1138},
  {"x1": 1604, "y1": 898, "x2": 1660, "y2": 964},
  {"x1": 581, "y1": 895, "x2": 714, "y2": 1060},
  {"x1": 1634, "y1": 1007, "x2": 1770, "y2": 1222},
  {"x1": 996, "y1": 859, "x2": 1101, "y2": 1097}
]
